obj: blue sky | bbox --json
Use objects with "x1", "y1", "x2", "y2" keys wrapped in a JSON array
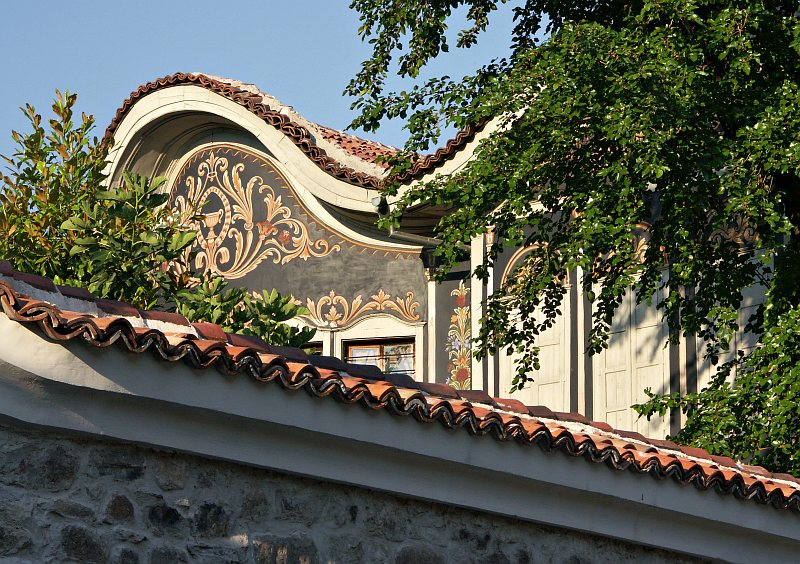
[{"x1": 0, "y1": 1, "x2": 515, "y2": 159}]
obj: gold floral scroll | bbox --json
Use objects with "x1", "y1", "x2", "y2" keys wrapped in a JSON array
[
  {"x1": 303, "y1": 289, "x2": 421, "y2": 328},
  {"x1": 709, "y1": 214, "x2": 758, "y2": 247},
  {"x1": 173, "y1": 148, "x2": 339, "y2": 279}
]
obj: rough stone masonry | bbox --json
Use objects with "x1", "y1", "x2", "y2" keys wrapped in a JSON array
[{"x1": 0, "y1": 421, "x2": 703, "y2": 563}]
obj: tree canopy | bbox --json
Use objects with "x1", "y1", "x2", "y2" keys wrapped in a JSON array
[
  {"x1": 0, "y1": 92, "x2": 314, "y2": 348},
  {"x1": 348, "y1": 0, "x2": 800, "y2": 472}
]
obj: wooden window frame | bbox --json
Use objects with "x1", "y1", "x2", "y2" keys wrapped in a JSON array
[{"x1": 344, "y1": 338, "x2": 415, "y2": 377}]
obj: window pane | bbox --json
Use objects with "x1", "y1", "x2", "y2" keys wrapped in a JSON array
[
  {"x1": 345, "y1": 340, "x2": 416, "y2": 378},
  {"x1": 348, "y1": 346, "x2": 382, "y2": 367},
  {"x1": 383, "y1": 343, "x2": 414, "y2": 375}
]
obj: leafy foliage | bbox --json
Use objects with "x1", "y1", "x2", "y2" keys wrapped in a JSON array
[
  {"x1": 636, "y1": 304, "x2": 800, "y2": 472},
  {"x1": 0, "y1": 90, "x2": 107, "y2": 279},
  {"x1": 63, "y1": 172, "x2": 196, "y2": 309},
  {"x1": 0, "y1": 93, "x2": 313, "y2": 347},
  {"x1": 175, "y1": 277, "x2": 315, "y2": 348},
  {"x1": 349, "y1": 1, "x2": 800, "y2": 471}
]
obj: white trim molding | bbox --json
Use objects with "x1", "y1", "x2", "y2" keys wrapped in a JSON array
[{"x1": 107, "y1": 85, "x2": 382, "y2": 212}]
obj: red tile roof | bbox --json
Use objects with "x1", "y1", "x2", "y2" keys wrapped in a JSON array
[
  {"x1": 395, "y1": 119, "x2": 487, "y2": 182},
  {"x1": 105, "y1": 73, "x2": 383, "y2": 189},
  {"x1": 1, "y1": 265, "x2": 799, "y2": 513},
  {"x1": 315, "y1": 124, "x2": 398, "y2": 167},
  {"x1": 105, "y1": 73, "x2": 487, "y2": 188}
]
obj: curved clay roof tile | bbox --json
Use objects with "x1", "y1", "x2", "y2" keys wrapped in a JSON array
[
  {"x1": 2, "y1": 261, "x2": 800, "y2": 514},
  {"x1": 105, "y1": 73, "x2": 487, "y2": 189}
]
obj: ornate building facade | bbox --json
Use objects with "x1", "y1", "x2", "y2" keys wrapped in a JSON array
[{"x1": 105, "y1": 73, "x2": 762, "y2": 438}]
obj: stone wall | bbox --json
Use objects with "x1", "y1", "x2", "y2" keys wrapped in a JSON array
[{"x1": 0, "y1": 421, "x2": 702, "y2": 563}]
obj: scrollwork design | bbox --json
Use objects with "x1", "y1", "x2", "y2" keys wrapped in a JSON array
[
  {"x1": 709, "y1": 214, "x2": 758, "y2": 247},
  {"x1": 303, "y1": 289, "x2": 420, "y2": 328},
  {"x1": 173, "y1": 150, "x2": 340, "y2": 279}
]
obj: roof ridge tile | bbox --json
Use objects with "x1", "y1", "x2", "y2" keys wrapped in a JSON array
[{"x1": 105, "y1": 73, "x2": 488, "y2": 189}]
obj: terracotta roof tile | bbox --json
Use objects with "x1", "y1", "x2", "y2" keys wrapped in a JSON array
[
  {"x1": 346, "y1": 363, "x2": 385, "y2": 381},
  {"x1": 79, "y1": 316, "x2": 127, "y2": 333},
  {"x1": 57, "y1": 311, "x2": 95, "y2": 323},
  {"x1": 613, "y1": 429, "x2": 650, "y2": 443},
  {"x1": 316, "y1": 124, "x2": 398, "y2": 166},
  {"x1": 130, "y1": 326, "x2": 160, "y2": 338},
  {"x1": 773, "y1": 483, "x2": 800, "y2": 498},
  {"x1": 164, "y1": 333, "x2": 196, "y2": 347},
  {"x1": 105, "y1": 73, "x2": 486, "y2": 189},
  {"x1": 519, "y1": 418, "x2": 548, "y2": 438},
  {"x1": 648, "y1": 437, "x2": 681, "y2": 450},
  {"x1": 223, "y1": 344, "x2": 262, "y2": 360},
  {"x1": 527, "y1": 405, "x2": 557, "y2": 419},
  {"x1": 308, "y1": 354, "x2": 349, "y2": 372},
  {"x1": 363, "y1": 380, "x2": 395, "y2": 398},
  {"x1": 653, "y1": 453, "x2": 680, "y2": 468},
  {"x1": 226, "y1": 332, "x2": 269, "y2": 351},
  {"x1": 457, "y1": 389, "x2": 496, "y2": 405},
  {"x1": 710, "y1": 454, "x2": 738, "y2": 468},
  {"x1": 417, "y1": 382, "x2": 460, "y2": 399},
  {"x1": 469, "y1": 404, "x2": 497, "y2": 421},
  {"x1": 95, "y1": 299, "x2": 140, "y2": 317},
  {"x1": 548, "y1": 426, "x2": 573, "y2": 443},
  {"x1": 679, "y1": 445, "x2": 713, "y2": 459},
  {"x1": 264, "y1": 345, "x2": 308, "y2": 363},
  {"x1": 493, "y1": 397, "x2": 530, "y2": 415},
  {"x1": 192, "y1": 322, "x2": 228, "y2": 341},
  {"x1": 191, "y1": 339, "x2": 230, "y2": 356},
  {"x1": 56, "y1": 285, "x2": 95, "y2": 300},
  {"x1": 384, "y1": 372, "x2": 420, "y2": 389},
  {"x1": 1, "y1": 272, "x2": 799, "y2": 513},
  {"x1": 589, "y1": 420, "x2": 614, "y2": 432},
  {"x1": 139, "y1": 309, "x2": 193, "y2": 327},
  {"x1": 773, "y1": 472, "x2": 800, "y2": 485},
  {"x1": 105, "y1": 73, "x2": 384, "y2": 189},
  {"x1": 739, "y1": 463, "x2": 772, "y2": 478},
  {"x1": 12, "y1": 271, "x2": 57, "y2": 292},
  {"x1": 674, "y1": 457, "x2": 702, "y2": 473},
  {"x1": 395, "y1": 119, "x2": 489, "y2": 183},
  {"x1": 627, "y1": 449, "x2": 658, "y2": 465},
  {"x1": 422, "y1": 395, "x2": 453, "y2": 410},
  {"x1": 552, "y1": 411, "x2": 591, "y2": 424}
]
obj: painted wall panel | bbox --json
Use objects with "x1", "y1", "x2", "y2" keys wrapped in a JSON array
[
  {"x1": 593, "y1": 289, "x2": 669, "y2": 437},
  {"x1": 434, "y1": 270, "x2": 472, "y2": 387},
  {"x1": 695, "y1": 282, "x2": 766, "y2": 392},
  {"x1": 493, "y1": 242, "x2": 572, "y2": 409},
  {"x1": 170, "y1": 143, "x2": 428, "y2": 332},
  {"x1": 497, "y1": 297, "x2": 571, "y2": 410}
]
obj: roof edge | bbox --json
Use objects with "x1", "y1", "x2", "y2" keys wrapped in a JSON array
[
  {"x1": 105, "y1": 73, "x2": 488, "y2": 189},
  {"x1": 105, "y1": 73, "x2": 383, "y2": 189},
  {"x1": 1, "y1": 342, "x2": 798, "y2": 561},
  {"x1": 0, "y1": 264, "x2": 799, "y2": 516}
]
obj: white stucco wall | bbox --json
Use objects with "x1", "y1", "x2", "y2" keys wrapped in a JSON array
[{"x1": 0, "y1": 314, "x2": 797, "y2": 562}]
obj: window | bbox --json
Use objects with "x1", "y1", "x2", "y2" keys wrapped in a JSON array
[
  {"x1": 345, "y1": 339, "x2": 415, "y2": 378},
  {"x1": 304, "y1": 342, "x2": 323, "y2": 356}
]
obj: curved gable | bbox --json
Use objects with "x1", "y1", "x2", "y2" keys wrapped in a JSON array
[
  {"x1": 105, "y1": 73, "x2": 488, "y2": 196},
  {"x1": 170, "y1": 143, "x2": 427, "y2": 330},
  {"x1": 106, "y1": 73, "x2": 386, "y2": 189}
]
